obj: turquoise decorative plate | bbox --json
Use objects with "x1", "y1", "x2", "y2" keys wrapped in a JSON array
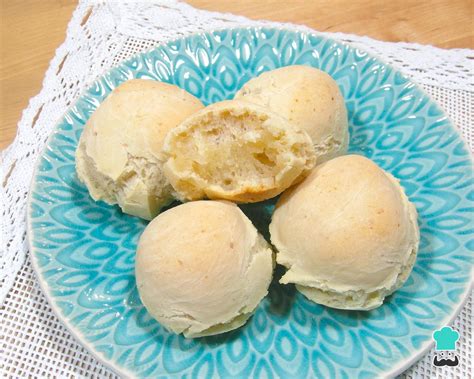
[{"x1": 28, "y1": 28, "x2": 473, "y2": 378}]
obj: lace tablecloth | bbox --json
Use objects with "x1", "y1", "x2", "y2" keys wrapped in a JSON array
[{"x1": 1, "y1": 1, "x2": 472, "y2": 377}]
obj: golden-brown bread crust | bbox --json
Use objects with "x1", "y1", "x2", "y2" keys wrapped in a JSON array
[
  {"x1": 75, "y1": 79, "x2": 204, "y2": 219},
  {"x1": 235, "y1": 65, "x2": 349, "y2": 163},
  {"x1": 135, "y1": 200, "x2": 274, "y2": 337},
  {"x1": 270, "y1": 154, "x2": 419, "y2": 310}
]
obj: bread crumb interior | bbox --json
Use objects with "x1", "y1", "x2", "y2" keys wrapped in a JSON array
[{"x1": 171, "y1": 110, "x2": 290, "y2": 190}]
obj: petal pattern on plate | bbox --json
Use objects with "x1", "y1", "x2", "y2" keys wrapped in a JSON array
[{"x1": 29, "y1": 28, "x2": 473, "y2": 378}]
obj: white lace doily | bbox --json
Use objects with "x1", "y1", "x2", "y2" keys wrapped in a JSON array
[{"x1": 1, "y1": 1, "x2": 472, "y2": 377}]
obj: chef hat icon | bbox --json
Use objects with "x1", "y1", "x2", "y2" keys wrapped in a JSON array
[{"x1": 433, "y1": 326, "x2": 459, "y2": 351}]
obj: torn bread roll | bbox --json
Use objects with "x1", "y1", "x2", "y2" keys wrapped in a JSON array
[
  {"x1": 75, "y1": 79, "x2": 204, "y2": 219},
  {"x1": 135, "y1": 200, "x2": 274, "y2": 338},
  {"x1": 162, "y1": 100, "x2": 316, "y2": 203},
  {"x1": 270, "y1": 155, "x2": 419, "y2": 310}
]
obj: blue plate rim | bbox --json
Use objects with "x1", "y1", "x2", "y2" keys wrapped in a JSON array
[{"x1": 26, "y1": 26, "x2": 474, "y2": 378}]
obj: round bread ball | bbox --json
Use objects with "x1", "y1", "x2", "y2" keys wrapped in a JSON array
[
  {"x1": 270, "y1": 155, "x2": 419, "y2": 310},
  {"x1": 76, "y1": 79, "x2": 204, "y2": 220},
  {"x1": 235, "y1": 65, "x2": 348, "y2": 162},
  {"x1": 135, "y1": 200, "x2": 274, "y2": 338},
  {"x1": 162, "y1": 100, "x2": 316, "y2": 203}
]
